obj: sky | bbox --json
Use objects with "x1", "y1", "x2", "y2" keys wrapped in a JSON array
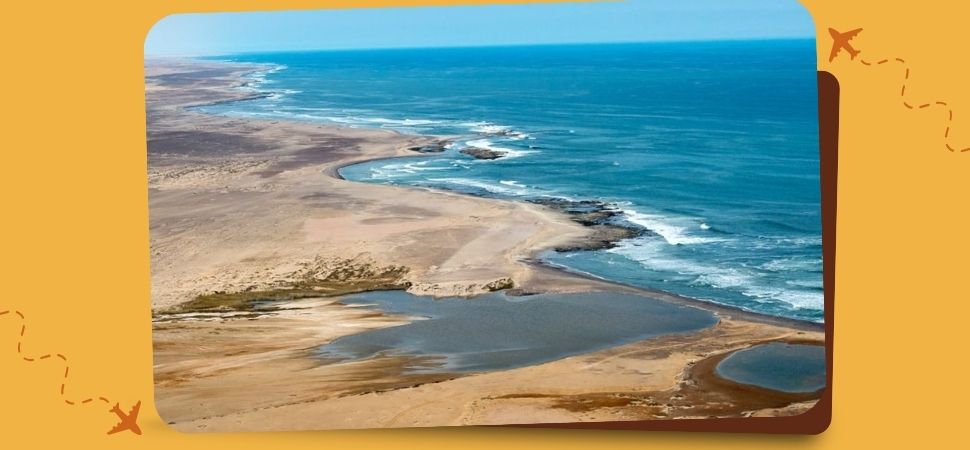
[{"x1": 145, "y1": 0, "x2": 815, "y2": 56}]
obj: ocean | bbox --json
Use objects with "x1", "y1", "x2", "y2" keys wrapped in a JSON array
[{"x1": 197, "y1": 40, "x2": 823, "y2": 323}]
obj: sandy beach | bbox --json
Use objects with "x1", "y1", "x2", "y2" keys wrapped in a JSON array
[{"x1": 147, "y1": 59, "x2": 824, "y2": 431}]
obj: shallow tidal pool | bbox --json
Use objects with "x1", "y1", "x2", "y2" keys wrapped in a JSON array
[
  {"x1": 715, "y1": 342, "x2": 826, "y2": 393},
  {"x1": 317, "y1": 290, "x2": 719, "y2": 373}
]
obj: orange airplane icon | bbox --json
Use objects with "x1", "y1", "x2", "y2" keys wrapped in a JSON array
[
  {"x1": 107, "y1": 401, "x2": 142, "y2": 435},
  {"x1": 828, "y1": 28, "x2": 863, "y2": 62}
]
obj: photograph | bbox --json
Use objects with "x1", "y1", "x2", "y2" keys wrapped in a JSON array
[{"x1": 145, "y1": 0, "x2": 827, "y2": 432}]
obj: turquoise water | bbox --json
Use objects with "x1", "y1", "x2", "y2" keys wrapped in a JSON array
[
  {"x1": 199, "y1": 40, "x2": 822, "y2": 322},
  {"x1": 318, "y1": 290, "x2": 718, "y2": 373},
  {"x1": 715, "y1": 343, "x2": 826, "y2": 393}
]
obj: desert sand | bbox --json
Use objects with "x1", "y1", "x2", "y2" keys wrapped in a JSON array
[{"x1": 147, "y1": 59, "x2": 824, "y2": 431}]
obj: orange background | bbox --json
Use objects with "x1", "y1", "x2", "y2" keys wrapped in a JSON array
[{"x1": 1, "y1": 1, "x2": 967, "y2": 448}]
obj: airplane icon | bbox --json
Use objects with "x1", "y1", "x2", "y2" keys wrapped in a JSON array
[
  {"x1": 828, "y1": 28, "x2": 863, "y2": 62},
  {"x1": 107, "y1": 401, "x2": 142, "y2": 435}
]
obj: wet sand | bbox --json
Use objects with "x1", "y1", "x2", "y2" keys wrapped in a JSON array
[{"x1": 147, "y1": 58, "x2": 824, "y2": 431}]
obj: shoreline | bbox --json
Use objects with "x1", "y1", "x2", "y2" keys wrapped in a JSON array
[
  {"x1": 207, "y1": 58, "x2": 824, "y2": 327},
  {"x1": 147, "y1": 58, "x2": 825, "y2": 431},
  {"x1": 526, "y1": 259, "x2": 824, "y2": 331},
  {"x1": 316, "y1": 105, "x2": 823, "y2": 331},
  {"x1": 326, "y1": 144, "x2": 821, "y2": 330}
]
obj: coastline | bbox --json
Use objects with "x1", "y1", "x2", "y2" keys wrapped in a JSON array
[{"x1": 147, "y1": 58, "x2": 825, "y2": 431}]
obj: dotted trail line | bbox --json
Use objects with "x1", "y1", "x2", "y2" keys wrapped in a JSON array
[
  {"x1": 1, "y1": 309, "x2": 112, "y2": 407},
  {"x1": 853, "y1": 54, "x2": 968, "y2": 152}
]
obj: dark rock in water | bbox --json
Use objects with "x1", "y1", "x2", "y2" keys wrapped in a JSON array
[
  {"x1": 460, "y1": 147, "x2": 507, "y2": 160},
  {"x1": 528, "y1": 198, "x2": 648, "y2": 251},
  {"x1": 504, "y1": 288, "x2": 539, "y2": 297},
  {"x1": 408, "y1": 140, "x2": 450, "y2": 153},
  {"x1": 529, "y1": 198, "x2": 623, "y2": 226},
  {"x1": 477, "y1": 128, "x2": 525, "y2": 139},
  {"x1": 554, "y1": 224, "x2": 645, "y2": 252}
]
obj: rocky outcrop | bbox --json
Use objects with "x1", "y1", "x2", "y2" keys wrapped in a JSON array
[
  {"x1": 460, "y1": 147, "x2": 507, "y2": 160},
  {"x1": 529, "y1": 198, "x2": 647, "y2": 251},
  {"x1": 407, "y1": 140, "x2": 451, "y2": 153},
  {"x1": 555, "y1": 224, "x2": 643, "y2": 252}
]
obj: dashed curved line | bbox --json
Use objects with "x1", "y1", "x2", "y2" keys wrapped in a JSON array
[
  {"x1": 3, "y1": 308, "x2": 113, "y2": 409},
  {"x1": 850, "y1": 52, "x2": 969, "y2": 152}
]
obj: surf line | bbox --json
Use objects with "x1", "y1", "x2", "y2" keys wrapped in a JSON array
[
  {"x1": 1, "y1": 308, "x2": 137, "y2": 434},
  {"x1": 829, "y1": 27, "x2": 969, "y2": 152}
]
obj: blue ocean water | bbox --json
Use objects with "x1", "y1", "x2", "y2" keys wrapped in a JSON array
[{"x1": 199, "y1": 40, "x2": 823, "y2": 322}]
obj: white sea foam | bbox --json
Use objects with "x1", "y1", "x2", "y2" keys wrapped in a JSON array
[
  {"x1": 360, "y1": 117, "x2": 441, "y2": 126},
  {"x1": 619, "y1": 208, "x2": 722, "y2": 246},
  {"x1": 463, "y1": 139, "x2": 537, "y2": 159},
  {"x1": 240, "y1": 64, "x2": 288, "y2": 92},
  {"x1": 498, "y1": 180, "x2": 529, "y2": 190},
  {"x1": 403, "y1": 162, "x2": 449, "y2": 172},
  {"x1": 760, "y1": 257, "x2": 822, "y2": 272},
  {"x1": 751, "y1": 236, "x2": 823, "y2": 249},
  {"x1": 463, "y1": 122, "x2": 506, "y2": 133},
  {"x1": 742, "y1": 286, "x2": 823, "y2": 310},
  {"x1": 786, "y1": 279, "x2": 824, "y2": 289},
  {"x1": 234, "y1": 103, "x2": 442, "y2": 130},
  {"x1": 321, "y1": 116, "x2": 362, "y2": 124},
  {"x1": 694, "y1": 271, "x2": 755, "y2": 289},
  {"x1": 426, "y1": 177, "x2": 534, "y2": 196},
  {"x1": 463, "y1": 122, "x2": 532, "y2": 140},
  {"x1": 610, "y1": 238, "x2": 823, "y2": 311},
  {"x1": 610, "y1": 240, "x2": 747, "y2": 285},
  {"x1": 367, "y1": 160, "x2": 453, "y2": 179}
]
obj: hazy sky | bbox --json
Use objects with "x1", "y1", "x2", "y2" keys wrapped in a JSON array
[{"x1": 145, "y1": 0, "x2": 815, "y2": 56}]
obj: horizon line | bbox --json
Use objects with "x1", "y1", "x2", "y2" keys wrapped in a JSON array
[{"x1": 145, "y1": 36, "x2": 817, "y2": 59}]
